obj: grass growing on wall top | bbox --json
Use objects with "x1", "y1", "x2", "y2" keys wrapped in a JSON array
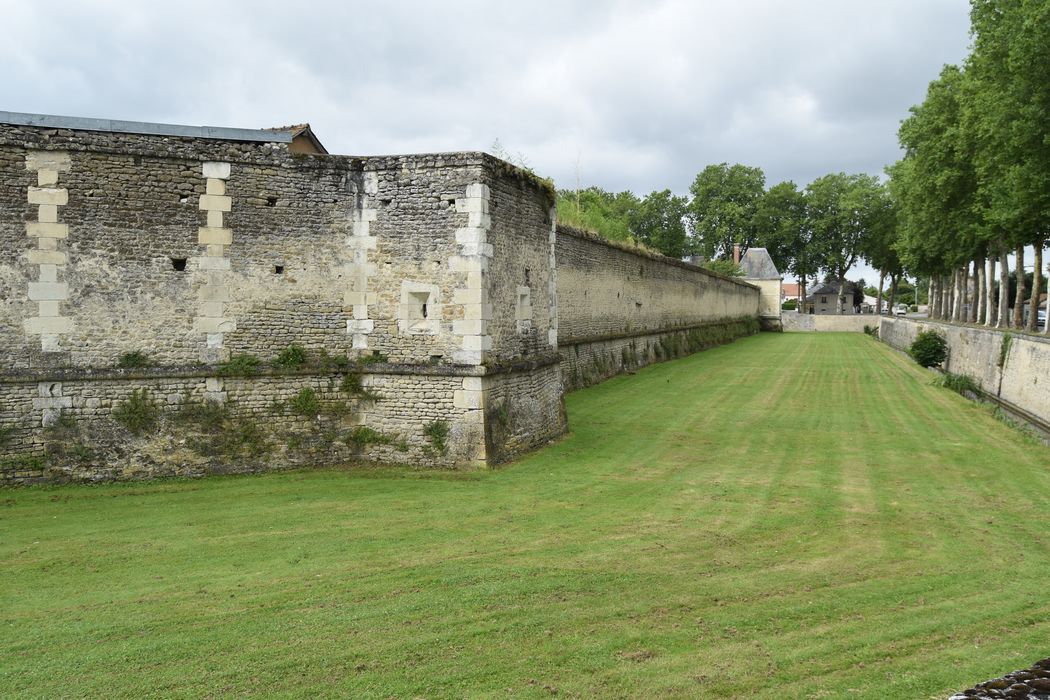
[{"x1": 2, "y1": 334, "x2": 1050, "y2": 698}]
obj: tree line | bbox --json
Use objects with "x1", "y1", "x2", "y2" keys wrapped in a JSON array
[
  {"x1": 889, "y1": 0, "x2": 1049, "y2": 332},
  {"x1": 557, "y1": 164, "x2": 894, "y2": 314}
]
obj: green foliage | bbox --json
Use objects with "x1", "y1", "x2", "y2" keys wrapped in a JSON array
[
  {"x1": 175, "y1": 401, "x2": 270, "y2": 459},
  {"x1": 754, "y1": 180, "x2": 812, "y2": 281},
  {"x1": 359, "y1": 351, "x2": 388, "y2": 365},
  {"x1": 219, "y1": 354, "x2": 261, "y2": 377},
  {"x1": 701, "y1": 259, "x2": 744, "y2": 277},
  {"x1": 43, "y1": 412, "x2": 95, "y2": 464},
  {"x1": 631, "y1": 189, "x2": 689, "y2": 258},
  {"x1": 934, "y1": 372, "x2": 981, "y2": 396},
  {"x1": 344, "y1": 426, "x2": 394, "y2": 448},
  {"x1": 908, "y1": 329, "x2": 948, "y2": 368},
  {"x1": 555, "y1": 187, "x2": 638, "y2": 243},
  {"x1": 687, "y1": 162, "x2": 765, "y2": 259},
  {"x1": 113, "y1": 389, "x2": 159, "y2": 436},
  {"x1": 0, "y1": 453, "x2": 45, "y2": 472},
  {"x1": 863, "y1": 325, "x2": 879, "y2": 338},
  {"x1": 0, "y1": 425, "x2": 14, "y2": 448},
  {"x1": 998, "y1": 333, "x2": 1012, "y2": 368},
  {"x1": 117, "y1": 351, "x2": 151, "y2": 369},
  {"x1": 289, "y1": 388, "x2": 321, "y2": 417},
  {"x1": 423, "y1": 421, "x2": 449, "y2": 455},
  {"x1": 781, "y1": 299, "x2": 797, "y2": 310},
  {"x1": 274, "y1": 345, "x2": 308, "y2": 369}
]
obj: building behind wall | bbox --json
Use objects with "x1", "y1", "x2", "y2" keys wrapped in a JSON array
[{"x1": 0, "y1": 111, "x2": 566, "y2": 483}]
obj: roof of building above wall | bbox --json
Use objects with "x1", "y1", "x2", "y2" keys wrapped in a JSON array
[
  {"x1": 0, "y1": 110, "x2": 294, "y2": 144},
  {"x1": 740, "y1": 247, "x2": 780, "y2": 280}
]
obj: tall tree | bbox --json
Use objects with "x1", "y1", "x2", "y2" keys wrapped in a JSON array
[
  {"x1": 687, "y1": 163, "x2": 765, "y2": 260},
  {"x1": 807, "y1": 173, "x2": 888, "y2": 315},
  {"x1": 753, "y1": 181, "x2": 815, "y2": 304},
  {"x1": 632, "y1": 189, "x2": 689, "y2": 258}
]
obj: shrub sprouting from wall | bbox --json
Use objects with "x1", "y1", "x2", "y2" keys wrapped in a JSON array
[
  {"x1": 934, "y1": 372, "x2": 981, "y2": 396},
  {"x1": 909, "y1": 330, "x2": 947, "y2": 368},
  {"x1": 113, "y1": 389, "x2": 159, "y2": 436},
  {"x1": 274, "y1": 345, "x2": 308, "y2": 369}
]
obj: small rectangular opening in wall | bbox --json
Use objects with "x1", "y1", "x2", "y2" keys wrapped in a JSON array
[
  {"x1": 266, "y1": 196, "x2": 278, "y2": 207},
  {"x1": 274, "y1": 265, "x2": 285, "y2": 274},
  {"x1": 408, "y1": 291, "x2": 431, "y2": 319},
  {"x1": 171, "y1": 258, "x2": 187, "y2": 271}
]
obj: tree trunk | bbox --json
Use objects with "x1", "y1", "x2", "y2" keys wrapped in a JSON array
[
  {"x1": 1044, "y1": 256, "x2": 1050, "y2": 335},
  {"x1": 1013, "y1": 243, "x2": 1025, "y2": 329},
  {"x1": 877, "y1": 271, "x2": 885, "y2": 315},
  {"x1": 800, "y1": 277, "x2": 807, "y2": 314},
  {"x1": 928, "y1": 279, "x2": 934, "y2": 316},
  {"x1": 976, "y1": 257, "x2": 986, "y2": 325},
  {"x1": 932, "y1": 277, "x2": 942, "y2": 319},
  {"x1": 998, "y1": 246, "x2": 1011, "y2": 328},
  {"x1": 945, "y1": 274, "x2": 953, "y2": 320},
  {"x1": 985, "y1": 256, "x2": 996, "y2": 326},
  {"x1": 1028, "y1": 241, "x2": 1043, "y2": 332},
  {"x1": 838, "y1": 274, "x2": 847, "y2": 315},
  {"x1": 968, "y1": 259, "x2": 979, "y2": 323},
  {"x1": 949, "y1": 269, "x2": 960, "y2": 322},
  {"x1": 889, "y1": 274, "x2": 899, "y2": 312}
]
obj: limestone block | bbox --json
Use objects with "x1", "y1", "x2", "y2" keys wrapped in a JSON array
[
  {"x1": 455, "y1": 198, "x2": 489, "y2": 214},
  {"x1": 25, "y1": 151, "x2": 71, "y2": 172},
  {"x1": 347, "y1": 319, "x2": 375, "y2": 334},
  {"x1": 449, "y1": 255, "x2": 489, "y2": 273},
  {"x1": 353, "y1": 304, "x2": 370, "y2": 320},
  {"x1": 205, "y1": 377, "x2": 224, "y2": 392},
  {"x1": 26, "y1": 249, "x2": 67, "y2": 265},
  {"x1": 351, "y1": 334, "x2": 369, "y2": 350},
  {"x1": 202, "y1": 161, "x2": 231, "y2": 179},
  {"x1": 363, "y1": 172, "x2": 379, "y2": 195},
  {"x1": 36, "y1": 301, "x2": 61, "y2": 317},
  {"x1": 459, "y1": 241, "x2": 494, "y2": 258},
  {"x1": 353, "y1": 209, "x2": 378, "y2": 223},
  {"x1": 206, "y1": 333, "x2": 224, "y2": 348},
  {"x1": 195, "y1": 256, "x2": 231, "y2": 271},
  {"x1": 27, "y1": 187, "x2": 68, "y2": 206},
  {"x1": 343, "y1": 290, "x2": 376, "y2": 306},
  {"x1": 467, "y1": 212, "x2": 492, "y2": 230},
  {"x1": 453, "y1": 390, "x2": 484, "y2": 409},
  {"x1": 194, "y1": 317, "x2": 237, "y2": 333},
  {"x1": 452, "y1": 287, "x2": 489, "y2": 305},
  {"x1": 38, "y1": 237, "x2": 58, "y2": 251},
  {"x1": 197, "y1": 285, "x2": 231, "y2": 302},
  {"x1": 38, "y1": 205, "x2": 58, "y2": 223},
  {"x1": 25, "y1": 316, "x2": 73, "y2": 335},
  {"x1": 455, "y1": 227, "x2": 487, "y2": 245},
  {"x1": 26, "y1": 222, "x2": 69, "y2": 239},
  {"x1": 461, "y1": 335, "x2": 493, "y2": 351},
  {"x1": 462, "y1": 377, "x2": 485, "y2": 392},
  {"x1": 465, "y1": 271, "x2": 485, "y2": 289},
  {"x1": 38, "y1": 382, "x2": 61, "y2": 397},
  {"x1": 453, "y1": 319, "x2": 487, "y2": 336},
  {"x1": 199, "y1": 301, "x2": 225, "y2": 317},
  {"x1": 453, "y1": 349, "x2": 483, "y2": 365},
  {"x1": 27, "y1": 282, "x2": 68, "y2": 301},
  {"x1": 199, "y1": 194, "x2": 232, "y2": 212},
  {"x1": 207, "y1": 210, "x2": 224, "y2": 228},
  {"x1": 198, "y1": 227, "x2": 233, "y2": 245},
  {"x1": 346, "y1": 235, "x2": 378, "y2": 250},
  {"x1": 32, "y1": 395, "x2": 72, "y2": 409},
  {"x1": 206, "y1": 244, "x2": 226, "y2": 257},
  {"x1": 461, "y1": 303, "x2": 493, "y2": 321},
  {"x1": 41, "y1": 334, "x2": 62, "y2": 352},
  {"x1": 548, "y1": 328, "x2": 558, "y2": 347},
  {"x1": 465, "y1": 183, "x2": 490, "y2": 199},
  {"x1": 206, "y1": 178, "x2": 226, "y2": 195},
  {"x1": 37, "y1": 169, "x2": 59, "y2": 186},
  {"x1": 38, "y1": 264, "x2": 58, "y2": 283}
]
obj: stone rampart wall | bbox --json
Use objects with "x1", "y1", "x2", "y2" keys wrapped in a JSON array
[
  {"x1": 555, "y1": 226, "x2": 760, "y2": 388},
  {"x1": 880, "y1": 318, "x2": 1050, "y2": 430}
]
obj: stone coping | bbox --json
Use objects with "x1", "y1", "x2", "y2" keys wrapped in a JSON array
[
  {"x1": 886, "y1": 317, "x2": 1050, "y2": 346},
  {"x1": 0, "y1": 110, "x2": 293, "y2": 143},
  {"x1": 948, "y1": 657, "x2": 1050, "y2": 699}
]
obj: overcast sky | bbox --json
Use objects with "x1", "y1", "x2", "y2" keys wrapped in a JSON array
[{"x1": 2, "y1": 0, "x2": 973, "y2": 281}]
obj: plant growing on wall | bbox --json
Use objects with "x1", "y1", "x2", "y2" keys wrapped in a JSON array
[
  {"x1": 219, "y1": 354, "x2": 261, "y2": 377},
  {"x1": 423, "y1": 421, "x2": 449, "y2": 455},
  {"x1": 113, "y1": 389, "x2": 159, "y2": 436},
  {"x1": 117, "y1": 351, "x2": 151, "y2": 369},
  {"x1": 908, "y1": 330, "x2": 948, "y2": 368},
  {"x1": 274, "y1": 345, "x2": 308, "y2": 369}
]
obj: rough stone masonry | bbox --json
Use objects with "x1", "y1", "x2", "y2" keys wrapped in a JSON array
[{"x1": 0, "y1": 111, "x2": 759, "y2": 484}]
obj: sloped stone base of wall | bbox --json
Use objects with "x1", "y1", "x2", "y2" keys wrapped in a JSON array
[
  {"x1": 0, "y1": 365, "x2": 510, "y2": 485},
  {"x1": 560, "y1": 317, "x2": 760, "y2": 391}
]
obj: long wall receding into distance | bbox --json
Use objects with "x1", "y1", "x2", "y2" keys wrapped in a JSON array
[
  {"x1": 556, "y1": 226, "x2": 760, "y2": 389},
  {"x1": 880, "y1": 317, "x2": 1050, "y2": 432}
]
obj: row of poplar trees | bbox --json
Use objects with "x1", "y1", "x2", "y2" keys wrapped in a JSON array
[{"x1": 889, "y1": 0, "x2": 1049, "y2": 332}]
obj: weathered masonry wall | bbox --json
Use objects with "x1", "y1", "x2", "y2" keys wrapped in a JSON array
[
  {"x1": 556, "y1": 226, "x2": 760, "y2": 389},
  {"x1": 782, "y1": 314, "x2": 874, "y2": 333},
  {"x1": 0, "y1": 119, "x2": 565, "y2": 483},
  {"x1": 880, "y1": 318, "x2": 1050, "y2": 430}
]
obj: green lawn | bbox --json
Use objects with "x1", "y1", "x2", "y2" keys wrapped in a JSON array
[{"x1": 2, "y1": 333, "x2": 1049, "y2": 699}]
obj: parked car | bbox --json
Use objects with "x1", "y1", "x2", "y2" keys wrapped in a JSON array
[
  {"x1": 894, "y1": 304, "x2": 908, "y2": 316},
  {"x1": 1039, "y1": 309, "x2": 1046, "y2": 330}
]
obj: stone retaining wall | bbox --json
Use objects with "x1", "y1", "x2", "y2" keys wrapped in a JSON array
[
  {"x1": 555, "y1": 225, "x2": 760, "y2": 389},
  {"x1": 880, "y1": 317, "x2": 1050, "y2": 430},
  {"x1": 782, "y1": 313, "x2": 878, "y2": 332}
]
